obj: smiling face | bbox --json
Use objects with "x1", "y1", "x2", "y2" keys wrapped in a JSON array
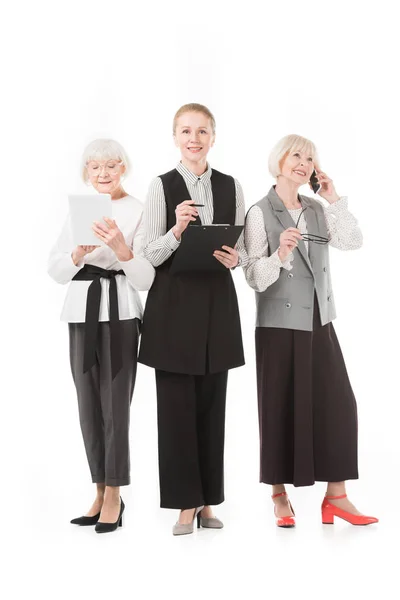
[
  {"x1": 279, "y1": 149, "x2": 315, "y2": 185},
  {"x1": 174, "y1": 111, "x2": 215, "y2": 167},
  {"x1": 86, "y1": 159, "x2": 126, "y2": 195}
]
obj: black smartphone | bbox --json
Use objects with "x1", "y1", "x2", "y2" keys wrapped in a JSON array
[{"x1": 310, "y1": 170, "x2": 321, "y2": 194}]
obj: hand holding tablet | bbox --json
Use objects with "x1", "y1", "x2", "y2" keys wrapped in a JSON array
[{"x1": 68, "y1": 193, "x2": 112, "y2": 246}]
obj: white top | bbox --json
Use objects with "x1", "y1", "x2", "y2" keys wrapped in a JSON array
[
  {"x1": 142, "y1": 162, "x2": 248, "y2": 267},
  {"x1": 48, "y1": 195, "x2": 155, "y2": 322},
  {"x1": 244, "y1": 196, "x2": 363, "y2": 293}
]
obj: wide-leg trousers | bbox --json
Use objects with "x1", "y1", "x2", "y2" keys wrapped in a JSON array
[
  {"x1": 256, "y1": 299, "x2": 358, "y2": 487},
  {"x1": 155, "y1": 369, "x2": 228, "y2": 509},
  {"x1": 68, "y1": 319, "x2": 139, "y2": 486}
]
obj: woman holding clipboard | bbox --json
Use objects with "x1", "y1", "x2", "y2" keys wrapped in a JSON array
[
  {"x1": 139, "y1": 103, "x2": 247, "y2": 535},
  {"x1": 48, "y1": 139, "x2": 155, "y2": 533}
]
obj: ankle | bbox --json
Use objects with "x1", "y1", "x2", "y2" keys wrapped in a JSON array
[
  {"x1": 326, "y1": 482, "x2": 346, "y2": 498},
  {"x1": 104, "y1": 487, "x2": 120, "y2": 503},
  {"x1": 272, "y1": 485, "x2": 286, "y2": 498}
]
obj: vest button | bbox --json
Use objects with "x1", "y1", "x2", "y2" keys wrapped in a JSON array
[
  {"x1": 288, "y1": 273, "x2": 294, "y2": 278},
  {"x1": 285, "y1": 302, "x2": 291, "y2": 308},
  {"x1": 323, "y1": 267, "x2": 327, "y2": 272},
  {"x1": 327, "y1": 296, "x2": 331, "y2": 301}
]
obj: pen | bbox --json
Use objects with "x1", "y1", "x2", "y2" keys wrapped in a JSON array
[{"x1": 192, "y1": 204, "x2": 204, "y2": 207}]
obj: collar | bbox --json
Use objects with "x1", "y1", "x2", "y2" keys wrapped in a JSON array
[
  {"x1": 267, "y1": 185, "x2": 312, "y2": 212},
  {"x1": 176, "y1": 161, "x2": 212, "y2": 186}
]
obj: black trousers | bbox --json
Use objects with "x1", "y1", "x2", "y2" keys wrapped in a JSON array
[
  {"x1": 256, "y1": 298, "x2": 358, "y2": 487},
  {"x1": 69, "y1": 319, "x2": 139, "y2": 486},
  {"x1": 155, "y1": 369, "x2": 228, "y2": 509}
]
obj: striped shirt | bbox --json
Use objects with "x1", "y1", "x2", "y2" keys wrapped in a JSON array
[{"x1": 142, "y1": 162, "x2": 248, "y2": 267}]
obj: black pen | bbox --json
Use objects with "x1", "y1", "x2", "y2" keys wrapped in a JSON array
[{"x1": 192, "y1": 204, "x2": 204, "y2": 207}]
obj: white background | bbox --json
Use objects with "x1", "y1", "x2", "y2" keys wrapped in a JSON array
[{"x1": 2, "y1": 1, "x2": 399, "y2": 598}]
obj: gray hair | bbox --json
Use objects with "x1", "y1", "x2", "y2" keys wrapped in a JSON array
[
  {"x1": 81, "y1": 139, "x2": 131, "y2": 183},
  {"x1": 268, "y1": 134, "x2": 320, "y2": 178}
]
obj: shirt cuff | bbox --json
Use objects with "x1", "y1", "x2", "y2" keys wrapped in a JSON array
[
  {"x1": 325, "y1": 196, "x2": 348, "y2": 213},
  {"x1": 234, "y1": 251, "x2": 249, "y2": 269},
  {"x1": 118, "y1": 255, "x2": 155, "y2": 291},
  {"x1": 166, "y1": 228, "x2": 181, "y2": 250},
  {"x1": 272, "y1": 248, "x2": 293, "y2": 270}
]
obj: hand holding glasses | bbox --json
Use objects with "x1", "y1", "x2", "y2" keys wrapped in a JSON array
[
  {"x1": 278, "y1": 228, "x2": 303, "y2": 262},
  {"x1": 295, "y1": 207, "x2": 329, "y2": 245}
]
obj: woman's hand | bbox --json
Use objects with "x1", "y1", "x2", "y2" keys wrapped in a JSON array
[
  {"x1": 172, "y1": 200, "x2": 199, "y2": 240},
  {"x1": 213, "y1": 245, "x2": 239, "y2": 269},
  {"x1": 71, "y1": 245, "x2": 99, "y2": 265},
  {"x1": 92, "y1": 217, "x2": 133, "y2": 261},
  {"x1": 278, "y1": 228, "x2": 302, "y2": 262},
  {"x1": 313, "y1": 171, "x2": 340, "y2": 204}
]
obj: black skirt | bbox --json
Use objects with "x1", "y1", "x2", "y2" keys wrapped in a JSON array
[{"x1": 255, "y1": 298, "x2": 358, "y2": 487}]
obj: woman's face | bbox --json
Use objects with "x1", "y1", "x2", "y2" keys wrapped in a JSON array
[
  {"x1": 86, "y1": 159, "x2": 125, "y2": 195},
  {"x1": 174, "y1": 111, "x2": 215, "y2": 165},
  {"x1": 280, "y1": 149, "x2": 315, "y2": 185}
]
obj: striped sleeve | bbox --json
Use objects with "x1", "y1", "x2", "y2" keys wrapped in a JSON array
[
  {"x1": 234, "y1": 179, "x2": 249, "y2": 268},
  {"x1": 142, "y1": 177, "x2": 181, "y2": 267}
]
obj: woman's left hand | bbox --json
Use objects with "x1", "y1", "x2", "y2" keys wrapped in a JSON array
[
  {"x1": 313, "y1": 171, "x2": 340, "y2": 204},
  {"x1": 213, "y1": 245, "x2": 239, "y2": 269},
  {"x1": 92, "y1": 217, "x2": 133, "y2": 261}
]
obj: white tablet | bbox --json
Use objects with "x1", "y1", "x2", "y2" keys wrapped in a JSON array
[{"x1": 68, "y1": 194, "x2": 112, "y2": 246}]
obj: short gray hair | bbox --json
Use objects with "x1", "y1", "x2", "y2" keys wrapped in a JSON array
[
  {"x1": 81, "y1": 139, "x2": 131, "y2": 183},
  {"x1": 268, "y1": 134, "x2": 320, "y2": 178}
]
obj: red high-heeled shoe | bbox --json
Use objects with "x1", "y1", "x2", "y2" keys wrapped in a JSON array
[
  {"x1": 321, "y1": 494, "x2": 378, "y2": 526},
  {"x1": 272, "y1": 491, "x2": 295, "y2": 528}
]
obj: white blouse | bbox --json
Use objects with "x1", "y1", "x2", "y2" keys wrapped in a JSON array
[
  {"x1": 48, "y1": 195, "x2": 155, "y2": 322},
  {"x1": 244, "y1": 196, "x2": 363, "y2": 293}
]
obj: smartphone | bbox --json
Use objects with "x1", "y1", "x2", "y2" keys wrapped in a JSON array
[{"x1": 310, "y1": 170, "x2": 321, "y2": 194}]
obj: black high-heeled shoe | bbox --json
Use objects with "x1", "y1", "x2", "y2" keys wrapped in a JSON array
[
  {"x1": 70, "y1": 512, "x2": 101, "y2": 526},
  {"x1": 95, "y1": 498, "x2": 125, "y2": 534}
]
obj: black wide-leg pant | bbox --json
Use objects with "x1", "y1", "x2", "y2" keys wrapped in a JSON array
[
  {"x1": 69, "y1": 319, "x2": 139, "y2": 487},
  {"x1": 155, "y1": 369, "x2": 228, "y2": 509},
  {"x1": 256, "y1": 299, "x2": 358, "y2": 487}
]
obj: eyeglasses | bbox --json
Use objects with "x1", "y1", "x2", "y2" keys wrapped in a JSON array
[
  {"x1": 86, "y1": 161, "x2": 123, "y2": 176},
  {"x1": 295, "y1": 207, "x2": 329, "y2": 245}
]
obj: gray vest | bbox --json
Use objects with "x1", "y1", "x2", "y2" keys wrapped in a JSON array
[{"x1": 254, "y1": 186, "x2": 336, "y2": 331}]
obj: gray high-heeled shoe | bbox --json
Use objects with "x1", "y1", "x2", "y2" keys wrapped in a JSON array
[
  {"x1": 172, "y1": 506, "x2": 204, "y2": 536},
  {"x1": 197, "y1": 513, "x2": 224, "y2": 529}
]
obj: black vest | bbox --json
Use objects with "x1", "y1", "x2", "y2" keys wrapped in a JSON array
[{"x1": 138, "y1": 168, "x2": 245, "y2": 375}]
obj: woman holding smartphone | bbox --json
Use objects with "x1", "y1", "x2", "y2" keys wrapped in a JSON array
[
  {"x1": 139, "y1": 103, "x2": 247, "y2": 535},
  {"x1": 244, "y1": 134, "x2": 378, "y2": 527},
  {"x1": 48, "y1": 139, "x2": 155, "y2": 533}
]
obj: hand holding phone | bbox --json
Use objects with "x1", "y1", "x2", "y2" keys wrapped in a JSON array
[{"x1": 309, "y1": 170, "x2": 321, "y2": 194}]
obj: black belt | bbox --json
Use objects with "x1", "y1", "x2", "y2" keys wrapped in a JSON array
[{"x1": 72, "y1": 264, "x2": 125, "y2": 379}]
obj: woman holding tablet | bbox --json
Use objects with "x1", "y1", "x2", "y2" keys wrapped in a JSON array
[
  {"x1": 244, "y1": 134, "x2": 378, "y2": 527},
  {"x1": 139, "y1": 103, "x2": 247, "y2": 535},
  {"x1": 48, "y1": 139, "x2": 155, "y2": 533}
]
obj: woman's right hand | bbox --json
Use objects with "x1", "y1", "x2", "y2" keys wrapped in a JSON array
[
  {"x1": 172, "y1": 200, "x2": 199, "y2": 240},
  {"x1": 71, "y1": 245, "x2": 99, "y2": 265},
  {"x1": 278, "y1": 228, "x2": 302, "y2": 262}
]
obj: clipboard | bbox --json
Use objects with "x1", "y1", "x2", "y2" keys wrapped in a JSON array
[
  {"x1": 68, "y1": 193, "x2": 112, "y2": 246},
  {"x1": 169, "y1": 224, "x2": 244, "y2": 275}
]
